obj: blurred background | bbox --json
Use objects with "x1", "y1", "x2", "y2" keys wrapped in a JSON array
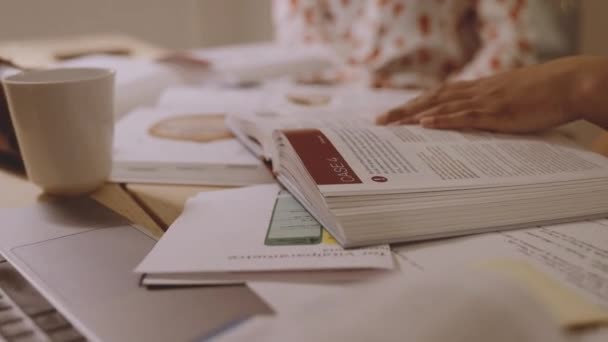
[
  {"x1": 0, "y1": 0, "x2": 605, "y2": 55},
  {"x1": 0, "y1": 0, "x2": 606, "y2": 147},
  {"x1": 0, "y1": 0, "x2": 272, "y2": 49}
]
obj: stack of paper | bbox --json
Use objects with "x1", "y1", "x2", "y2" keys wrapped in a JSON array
[
  {"x1": 136, "y1": 184, "x2": 394, "y2": 285},
  {"x1": 110, "y1": 106, "x2": 274, "y2": 185},
  {"x1": 272, "y1": 125, "x2": 608, "y2": 247}
]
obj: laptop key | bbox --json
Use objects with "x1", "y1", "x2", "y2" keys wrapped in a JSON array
[
  {"x1": 5, "y1": 329, "x2": 34, "y2": 340},
  {"x1": 33, "y1": 312, "x2": 68, "y2": 332},
  {"x1": 25, "y1": 309, "x2": 54, "y2": 318},
  {"x1": 0, "y1": 320, "x2": 32, "y2": 338},
  {"x1": 0, "y1": 311, "x2": 20, "y2": 325},
  {"x1": 0, "y1": 267, "x2": 84, "y2": 342},
  {"x1": 11, "y1": 334, "x2": 42, "y2": 342},
  {"x1": 49, "y1": 328, "x2": 85, "y2": 342}
]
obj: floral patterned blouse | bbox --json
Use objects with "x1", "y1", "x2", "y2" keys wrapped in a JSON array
[{"x1": 273, "y1": 0, "x2": 571, "y2": 88}]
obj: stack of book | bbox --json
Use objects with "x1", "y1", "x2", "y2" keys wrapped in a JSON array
[{"x1": 270, "y1": 126, "x2": 608, "y2": 247}]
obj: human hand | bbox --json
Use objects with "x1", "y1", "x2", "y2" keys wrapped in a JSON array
[
  {"x1": 591, "y1": 133, "x2": 608, "y2": 157},
  {"x1": 376, "y1": 57, "x2": 595, "y2": 133}
]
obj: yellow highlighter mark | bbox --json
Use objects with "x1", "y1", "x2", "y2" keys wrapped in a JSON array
[
  {"x1": 322, "y1": 229, "x2": 338, "y2": 245},
  {"x1": 479, "y1": 259, "x2": 608, "y2": 329}
]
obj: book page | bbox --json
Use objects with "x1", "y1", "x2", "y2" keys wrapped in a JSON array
[{"x1": 280, "y1": 126, "x2": 608, "y2": 194}]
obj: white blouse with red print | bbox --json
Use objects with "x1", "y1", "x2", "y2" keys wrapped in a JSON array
[{"x1": 273, "y1": 0, "x2": 572, "y2": 88}]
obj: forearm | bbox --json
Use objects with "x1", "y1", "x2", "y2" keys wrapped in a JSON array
[{"x1": 572, "y1": 57, "x2": 608, "y2": 129}]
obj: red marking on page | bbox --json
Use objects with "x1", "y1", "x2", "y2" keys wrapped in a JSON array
[{"x1": 283, "y1": 129, "x2": 362, "y2": 185}]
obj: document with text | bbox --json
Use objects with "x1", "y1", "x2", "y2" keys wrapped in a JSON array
[
  {"x1": 394, "y1": 219, "x2": 608, "y2": 327},
  {"x1": 272, "y1": 125, "x2": 608, "y2": 247}
]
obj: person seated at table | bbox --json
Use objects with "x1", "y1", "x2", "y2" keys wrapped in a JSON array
[
  {"x1": 376, "y1": 56, "x2": 608, "y2": 134},
  {"x1": 273, "y1": 0, "x2": 573, "y2": 89}
]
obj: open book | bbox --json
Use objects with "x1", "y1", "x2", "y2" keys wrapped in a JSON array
[
  {"x1": 219, "y1": 85, "x2": 418, "y2": 160},
  {"x1": 271, "y1": 126, "x2": 608, "y2": 247}
]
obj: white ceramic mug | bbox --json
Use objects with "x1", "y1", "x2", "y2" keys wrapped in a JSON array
[{"x1": 2, "y1": 68, "x2": 115, "y2": 195}]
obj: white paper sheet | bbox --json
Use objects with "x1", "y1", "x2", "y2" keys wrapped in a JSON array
[
  {"x1": 136, "y1": 184, "x2": 393, "y2": 285},
  {"x1": 286, "y1": 126, "x2": 608, "y2": 195},
  {"x1": 217, "y1": 271, "x2": 569, "y2": 342},
  {"x1": 393, "y1": 219, "x2": 608, "y2": 309},
  {"x1": 246, "y1": 252, "x2": 410, "y2": 313}
]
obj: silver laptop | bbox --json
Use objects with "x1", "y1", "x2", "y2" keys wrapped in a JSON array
[{"x1": 0, "y1": 198, "x2": 270, "y2": 342}]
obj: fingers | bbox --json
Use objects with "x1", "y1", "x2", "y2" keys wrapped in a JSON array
[
  {"x1": 376, "y1": 80, "x2": 477, "y2": 125},
  {"x1": 376, "y1": 107, "x2": 410, "y2": 125},
  {"x1": 396, "y1": 100, "x2": 475, "y2": 124},
  {"x1": 420, "y1": 110, "x2": 489, "y2": 130}
]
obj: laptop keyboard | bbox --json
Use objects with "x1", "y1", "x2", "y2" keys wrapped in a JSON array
[{"x1": 0, "y1": 259, "x2": 86, "y2": 342}]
